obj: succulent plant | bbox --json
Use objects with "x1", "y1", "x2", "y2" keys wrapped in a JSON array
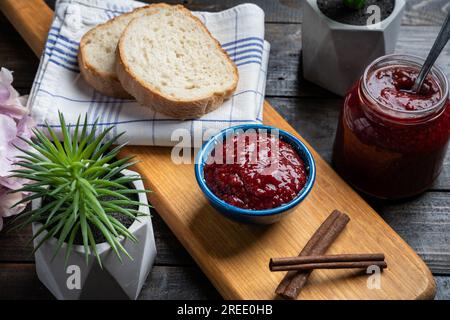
[
  {"x1": 343, "y1": 0, "x2": 366, "y2": 10},
  {"x1": 10, "y1": 112, "x2": 150, "y2": 267}
]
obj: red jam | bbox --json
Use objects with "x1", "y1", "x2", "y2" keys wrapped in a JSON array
[
  {"x1": 204, "y1": 131, "x2": 307, "y2": 210},
  {"x1": 333, "y1": 56, "x2": 450, "y2": 199},
  {"x1": 367, "y1": 66, "x2": 442, "y2": 111}
]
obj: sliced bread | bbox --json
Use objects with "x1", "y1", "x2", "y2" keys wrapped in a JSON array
[
  {"x1": 116, "y1": 4, "x2": 239, "y2": 119},
  {"x1": 78, "y1": 5, "x2": 157, "y2": 98}
]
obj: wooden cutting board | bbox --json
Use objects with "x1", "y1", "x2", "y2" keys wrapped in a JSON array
[{"x1": 1, "y1": 0, "x2": 436, "y2": 300}]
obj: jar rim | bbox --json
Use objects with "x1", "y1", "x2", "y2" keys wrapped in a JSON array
[{"x1": 361, "y1": 54, "x2": 449, "y2": 119}]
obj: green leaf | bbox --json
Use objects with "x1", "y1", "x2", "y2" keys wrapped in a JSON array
[
  {"x1": 48, "y1": 181, "x2": 71, "y2": 197},
  {"x1": 71, "y1": 115, "x2": 81, "y2": 154},
  {"x1": 27, "y1": 214, "x2": 65, "y2": 244},
  {"x1": 103, "y1": 159, "x2": 138, "y2": 180},
  {"x1": 90, "y1": 179, "x2": 128, "y2": 190},
  {"x1": 64, "y1": 222, "x2": 80, "y2": 267},
  {"x1": 45, "y1": 121, "x2": 67, "y2": 159},
  {"x1": 86, "y1": 223, "x2": 102, "y2": 268},
  {"x1": 91, "y1": 132, "x2": 125, "y2": 161},
  {"x1": 115, "y1": 189, "x2": 152, "y2": 194},
  {"x1": 89, "y1": 152, "x2": 121, "y2": 171},
  {"x1": 107, "y1": 215, "x2": 137, "y2": 242},
  {"x1": 12, "y1": 161, "x2": 49, "y2": 173},
  {"x1": 32, "y1": 217, "x2": 66, "y2": 254},
  {"x1": 75, "y1": 114, "x2": 89, "y2": 157},
  {"x1": 11, "y1": 183, "x2": 49, "y2": 194},
  {"x1": 45, "y1": 193, "x2": 71, "y2": 224},
  {"x1": 13, "y1": 141, "x2": 47, "y2": 162},
  {"x1": 82, "y1": 165, "x2": 109, "y2": 179},
  {"x1": 10, "y1": 193, "x2": 45, "y2": 208},
  {"x1": 10, "y1": 199, "x2": 60, "y2": 230},
  {"x1": 104, "y1": 207, "x2": 147, "y2": 218},
  {"x1": 79, "y1": 203, "x2": 91, "y2": 265},
  {"x1": 106, "y1": 199, "x2": 151, "y2": 208},
  {"x1": 101, "y1": 202, "x2": 138, "y2": 219},
  {"x1": 31, "y1": 128, "x2": 65, "y2": 165},
  {"x1": 113, "y1": 238, "x2": 133, "y2": 261},
  {"x1": 81, "y1": 186, "x2": 117, "y2": 236},
  {"x1": 74, "y1": 117, "x2": 99, "y2": 161},
  {"x1": 78, "y1": 177, "x2": 98, "y2": 196},
  {"x1": 58, "y1": 111, "x2": 73, "y2": 157},
  {"x1": 79, "y1": 127, "x2": 114, "y2": 161},
  {"x1": 51, "y1": 205, "x2": 77, "y2": 261},
  {"x1": 88, "y1": 215, "x2": 123, "y2": 263},
  {"x1": 343, "y1": 0, "x2": 366, "y2": 10},
  {"x1": 96, "y1": 188, "x2": 130, "y2": 201}
]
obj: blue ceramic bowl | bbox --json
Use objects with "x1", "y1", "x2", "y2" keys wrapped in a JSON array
[{"x1": 195, "y1": 124, "x2": 316, "y2": 224}]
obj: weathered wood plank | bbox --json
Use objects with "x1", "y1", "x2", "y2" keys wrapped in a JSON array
[
  {"x1": 0, "y1": 263, "x2": 220, "y2": 299},
  {"x1": 435, "y1": 276, "x2": 450, "y2": 300},
  {"x1": 43, "y1": 0, "x2": 450, "y2": 25},
  {"x1": 0, "y1": 224, "x2": 33, "y2": 262},
  {"x1": 403, "y1": 0, "x2": 450, "y2": 26},
  {"x1": 139, "y1": 266, "x2": 220, "y2": 300},
  {"x1": 377, "y1": 192, "x2": 450, "y2": 275},
  {"x1": 151, "y1": 213, "x2": 195, "y2": 266},
  {"x1": 0, "y1": 263, "x2": 54, "y2": 299},
  {"x1": 264, "y1": 23, "x2": 336, "y2": 98}
]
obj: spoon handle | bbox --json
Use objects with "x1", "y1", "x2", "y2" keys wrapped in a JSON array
[{"x1": 412, "y1": 12, "x2": 450, "y2": 93}]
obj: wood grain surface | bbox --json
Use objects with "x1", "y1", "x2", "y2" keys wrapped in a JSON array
[{"x1": 0, "y1": 0, "x2": 449, "y2": 299}]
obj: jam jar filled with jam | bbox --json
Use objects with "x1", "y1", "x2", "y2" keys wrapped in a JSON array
[{"x1": 333, "y1": 54, "x2": 450, "y2": 199}]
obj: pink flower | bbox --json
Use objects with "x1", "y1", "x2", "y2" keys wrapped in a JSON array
[{"x1": 0, "y1": 67, "x2": 35, "y2": 231}]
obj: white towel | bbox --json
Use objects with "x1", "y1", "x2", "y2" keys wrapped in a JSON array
[{"x1": 29, "y1": 0, "x2": 270, "y2": 147}]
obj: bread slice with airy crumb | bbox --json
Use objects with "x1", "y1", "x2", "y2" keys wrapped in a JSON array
[
  {"x1": 116, "y1": 4, "x2": 238, "y2": 119},
  {"x1": 78, "y1": 5, "x2": 156, "y2": 98}
]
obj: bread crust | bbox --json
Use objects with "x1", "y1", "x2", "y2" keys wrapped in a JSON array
[
  {"x1": 78, "y1": 5, "x2": 156, "y2": 98},
  {"x1": 116, "y1": 4, "x2": 239, "y2": 119}
]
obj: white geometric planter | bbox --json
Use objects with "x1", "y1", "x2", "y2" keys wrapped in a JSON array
[
  {"x1": 31, "y1": 169, "x2": 156, "y2": 300},
  {"x1": 302, "y1": 0, "x2": 405, "y2": 96}
]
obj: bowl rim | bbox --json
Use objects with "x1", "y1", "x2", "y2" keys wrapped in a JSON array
[{"x1": 195, "y1": 124, "x2": 316, "y2": 217}]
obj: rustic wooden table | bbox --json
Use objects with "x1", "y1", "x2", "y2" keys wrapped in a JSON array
[{"x1": 1, "y1": 0, "x2": 449, "y2": 300}]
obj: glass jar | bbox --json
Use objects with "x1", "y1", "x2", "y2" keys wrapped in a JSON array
[{"x1": 333, "y1": 54, "x2": 450, "y2": 199}]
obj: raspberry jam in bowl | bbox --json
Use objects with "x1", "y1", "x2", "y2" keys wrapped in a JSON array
[
  {"x1": 333, "y1": 54, "x2": 450, "y2": 199},
  {"x1": 195, "y1": 124, "x2": 316, "y2": 224}
]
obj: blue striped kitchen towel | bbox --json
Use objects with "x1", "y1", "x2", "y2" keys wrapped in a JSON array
[{"x1": 29, "y1": 0, "x2": 270, "y2": 147}]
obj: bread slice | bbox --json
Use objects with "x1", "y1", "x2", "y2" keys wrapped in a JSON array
[
  {"x1": 78, "y1": 5, "x2": 156, "y2": 98},
  {"x1": 116, "y1": 4, "x2": 238, "y2": 119}
]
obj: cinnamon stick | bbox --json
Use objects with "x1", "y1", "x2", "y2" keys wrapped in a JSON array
[
  {"x1": 270, "y1": 260, "x2": 387, "y2": 272},
  {"x1": 275, "y1": 210, "x2": 350, "y2": 299},
  {"x1": 270, "y1": 253, "x2": 385, "y2": 268}
]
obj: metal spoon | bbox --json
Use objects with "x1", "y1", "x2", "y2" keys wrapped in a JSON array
[{"x1": 410, "y1": 12, "x2": 450, "y2": 94}]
